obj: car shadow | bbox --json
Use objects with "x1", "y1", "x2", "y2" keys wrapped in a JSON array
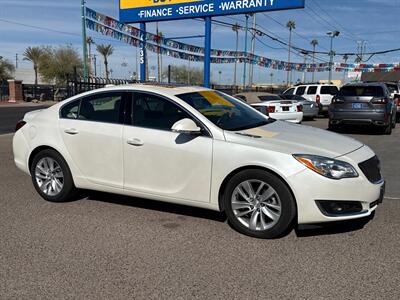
[
  {"x1": 328, "y1": 125, "x2": 388, "y2": 136},
  {"x1": 85, "y1": 191, "x2": 227, "y2": 223},
  {"x1": 295, "y1": 213, "x2": 375, "y2": 238}
]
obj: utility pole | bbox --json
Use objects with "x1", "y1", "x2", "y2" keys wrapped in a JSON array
[
  {"x1": 15, "y1": 53, "x2": 18, "y2": 69},
  {"x1": 243, "y1": 14, "x2": 249, "y2": 88},
  {"x1": 81, "y1": 0, "x2": 88, "y2": 81},
  {"x1": 249, "y1": 14, "x2": 256, "y2": 87},
  {"x1": 156, "y1": 22, "x2": 161, "y2": 83},
  {"x1": 327, "y1": 31, "x2": 340, "y2": 84}
]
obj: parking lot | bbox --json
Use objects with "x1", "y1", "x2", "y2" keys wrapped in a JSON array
[{"x1": 1, "y1": 116, "x2": 399, "y2": 299}]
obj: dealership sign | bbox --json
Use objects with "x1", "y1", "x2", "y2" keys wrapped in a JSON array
[{"x1": 120, "y1": 0, "x2": 305, "y2": 23}]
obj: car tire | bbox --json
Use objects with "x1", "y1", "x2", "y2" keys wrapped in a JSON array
[
  {"x1": 30, "y1": 149, "x2": 78, "y2": 202},
  {"x1": 223, "y1": 169, "x2": 296, "y2": 239},
  {"x1": 383, "y1": 122, "x2": 392, "y2": 135},
  {"x1": 392, "y1": 114, "x2": 396, "y2": 128},
  {"x1": 328, "y1": 122, "x2": 339, "y2": 132}
]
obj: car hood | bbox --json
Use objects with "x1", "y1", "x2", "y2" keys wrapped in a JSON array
[{"x1": 224, "y1": 120, "x2": 364, "y2": 158}]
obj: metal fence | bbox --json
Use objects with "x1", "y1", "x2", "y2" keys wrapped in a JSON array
[{"x1": 66, "y1": 77, "x2": 134, "y2": 98}]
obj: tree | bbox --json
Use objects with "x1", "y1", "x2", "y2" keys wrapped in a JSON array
[
  {"x1": 23, "y1": 46, "x2": 45, "y2": 85},
  {"x1": 39, "y1": 45, "x2": 82, "y2": 86},
  {"x1": 310, "y1": 39, "x2": 318, "y2": 82},
  {"x1": 96, "y1": 44, "x2": 114, "y2": 81},
  {"x1": 163, "y1": 65, "x2": 203, "y2": 85},
  {"x1": 0, "y1": 58, "x2": 15, "y2": 82},
  {"x1": 286, "y1": 20, "x2": 296, "y2": 86}
]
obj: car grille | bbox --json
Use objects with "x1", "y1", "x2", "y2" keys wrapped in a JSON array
[{"x1": 358, "y1": 156, "x2": 382, "y2": 184}]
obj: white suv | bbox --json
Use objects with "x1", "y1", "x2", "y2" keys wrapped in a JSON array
[{"x1": 283, "y1": 84, "x2": 339, "y2": 114}]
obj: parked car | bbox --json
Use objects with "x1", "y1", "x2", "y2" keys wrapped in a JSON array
[
  {"x1": 235, "y1": 92, "x2": 303, "y2": 123},
  {"x1": 329, "y1": 83, "x2": 397, "y2": 134},
  {"x1": 13, "y1": 85, "x2": 384, "y2": 239},
  {"x1": 383, "y1": 82, "x2": 400, "y2": 121},
  {"x1": 279, "y1": 94, "x2": 320, "y2": 119},
  {"x1": 283, "y1": 84, "x2": 339, "y2": 114}
]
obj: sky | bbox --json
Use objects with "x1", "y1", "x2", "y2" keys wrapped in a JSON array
[{"x1": 1, "y1": 0, "x2": 399, "y2": 84}]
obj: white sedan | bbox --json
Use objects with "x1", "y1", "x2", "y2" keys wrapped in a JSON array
[
  {"x1": 13, "y1": 85, "x2": 385, "y2": 238},
  {"x1": 235, "y1": 92, "x2": 303, "y2": 123}
]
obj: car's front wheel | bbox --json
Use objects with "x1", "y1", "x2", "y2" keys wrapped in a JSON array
[
  {"x1": 223, "y1": 170, "x2": 296, "y2": 239},
  {"x1": 31, "y1": 149, "x2": 78, "y2": 202}
]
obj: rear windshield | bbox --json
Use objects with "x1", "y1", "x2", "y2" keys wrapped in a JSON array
[
  {"x1": 321, "y1": 86, "x2": 339, "y2": 95},
  {"x1": 258, "y1": 95, "x2": 282, "y2": 102},
  {"x1": 339, "y1": 86, "x2": 385, "y2": 97}
]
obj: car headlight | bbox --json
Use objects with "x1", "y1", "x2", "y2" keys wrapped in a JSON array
[{"x1": 293, "y1": 154, "x2": 358, "y2": 179}]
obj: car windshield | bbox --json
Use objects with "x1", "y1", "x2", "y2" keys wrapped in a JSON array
[
  {"x1": 258, "y1": 95, "x2": 282, "y2": 102},
  {"x1": 339, "y1": 86, "x2": 384, "y2": 97},
  {"x1": 177, "y1": 90, "x2": 274, "y2": 131}
]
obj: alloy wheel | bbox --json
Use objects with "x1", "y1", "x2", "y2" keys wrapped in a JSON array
[
  {"x1": 35, "y1": 157, "x2": 64, "y2": 196},
  {"x1": 231, "y1": 180, "x2": 282, "y2": 231}
]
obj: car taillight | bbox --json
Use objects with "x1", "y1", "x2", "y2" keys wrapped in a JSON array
[
  {"x1": 15, "y1": 120, "x2": 26, "y2": 132},
  {"x1": 316, "y1": 95, "x2": 321, "y2": 104},
  {"x1": 268, "y1": 106, "x2": 276, "y2": 113},
  {"x1": 297, "y1": 105, "x2": 303, "y2": 112},
  {"x1": 372, "y1": 98, "x2": 388, "y2": 104}
]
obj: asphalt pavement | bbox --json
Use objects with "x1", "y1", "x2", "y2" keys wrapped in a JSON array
[{"x1": 1, "y1": 118, "x2": 399, "y2": 299}]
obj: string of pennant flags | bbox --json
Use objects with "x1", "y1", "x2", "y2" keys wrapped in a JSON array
[{"x1": 85, "y1": 7, "x2": 400, "y2": 73}]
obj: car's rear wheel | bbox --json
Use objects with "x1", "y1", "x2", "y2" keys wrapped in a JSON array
[
  {"x1": 31, "y1": 149, "x2": 78, "y2": 202},
  {"x1": 223, "y1": 170, "x2": 296, "y2": 239},
  {"x1": 383, "y1": 119, "x2": 392, "y2": 135}
]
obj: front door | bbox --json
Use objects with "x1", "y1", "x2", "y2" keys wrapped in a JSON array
[{"x1": 123, "y1": 92, "x2": 213, "y2": 203}]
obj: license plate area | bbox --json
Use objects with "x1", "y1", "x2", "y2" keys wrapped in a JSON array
[
  {"x1": 352, "y1": 103, "x2": 364, "y2": 109},
  {"x1": 282, "y1": 106, "x2": 290, "y2": 112}
]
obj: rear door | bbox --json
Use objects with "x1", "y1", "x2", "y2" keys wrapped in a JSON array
[
  {"x1": 59, "y1": 91, "x2": 127, "y2": 188},
  {"x1": 305, "y1": 85, "x2": 318, "y2": 102}
]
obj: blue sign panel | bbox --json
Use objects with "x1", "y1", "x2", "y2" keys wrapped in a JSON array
[{"x1": 120, "y1": 0, "x2": 305, "y2": 23}]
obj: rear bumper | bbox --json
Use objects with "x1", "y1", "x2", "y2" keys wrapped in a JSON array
[
  {"x1": 270, "y1": 112, "x2": 303, "y2": 123},
  {"x1": 329, "y1": 110, "x2": 389, "y2": 126}
]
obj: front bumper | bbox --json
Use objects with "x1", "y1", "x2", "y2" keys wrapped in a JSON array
[
  {"x1": 288, "y1": 145, "x2": 384, "y2": 224},
  {"x1": 329, "y1": 110, "x2": 389, "y2": 126}
]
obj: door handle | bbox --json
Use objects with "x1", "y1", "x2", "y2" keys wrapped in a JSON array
[
  {"x1": 64, "y1": 128, "x2": 79, "y2": 135},
  {"x1": 127, "y1": 138, "x2": 144, "y2": 147}
]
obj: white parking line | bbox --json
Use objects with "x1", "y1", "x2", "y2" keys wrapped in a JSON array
[{"x1": 385, "y1": 196, "x2": 400, "y2": 200}]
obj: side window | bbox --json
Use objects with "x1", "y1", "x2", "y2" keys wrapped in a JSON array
[
  {"x1": 295, "y1": 86, "x2": 306, "y2": 95},
  {"x1": 283, "y1": 88, "x2": 295, "y2": 95},
  {"x1": 235, "y1": 95, "x2": 247, "y2": 102},
  {"x1": 321, "y1": 86, "x2": 339, "y2": 95},
  {"x1": 78, "y1": 92, "x2": 123, "y2": 124},
  {"x1": 307, "y1": 86, "x2": 318, "y2": 95},
  {"x1": 61, "y1": 100, "x2": 80, "y2": 119},
  {"x1": 132, "y1": 93, "x2": 191, "y2": 131}
]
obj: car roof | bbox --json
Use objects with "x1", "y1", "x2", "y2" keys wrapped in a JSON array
[
  {"x1": 344, "y1": 82, "x2": 387, "y2": 87},
  {"x1": 77, "y1": 84, "x2": 212, "y2": 97},
  {"x1": 235, "y1": 92, "x2": 277, "y2": 96}
]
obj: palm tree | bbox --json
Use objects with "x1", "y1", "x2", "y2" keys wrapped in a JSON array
[
  {"x1": 96, "y1": 44, "x2": 114, "y2": 81},
  {"x1": 23, "y1": 46, "x2": 44, "y2": 85},
  {"x1": 86, "y1": 37, "x2": 94, "y2": 76},
  {"x1": 286, "y1": 20, "x2": 296, "y2": 86},
  {"x1": 232, "y1": 23, "x2": 240, "y2": 88},
  {"x1": 343, "y1": 54, "x2": 349, "y2": 82},
  {"x1": 310, "y1": 39, "x2": 318, "y2": 82}
]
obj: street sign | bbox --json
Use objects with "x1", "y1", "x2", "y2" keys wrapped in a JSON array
[{"x1": 120, "y1": 0, "x2": 305, "y2": 23}]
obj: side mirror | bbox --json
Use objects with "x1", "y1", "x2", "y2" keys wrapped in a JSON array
[{"x1": 171, "y1": 118, "x2": 201, "y2": 134}]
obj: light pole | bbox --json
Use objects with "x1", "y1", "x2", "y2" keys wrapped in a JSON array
[
  {"x1": 243, "y1": 14, "x2": 249, "y2": 88},
  {"x1": 301, "y1": 50, "x2": 309, "y2": 83},
  {"x1": 310, "y1": 39, "x2": 318, "y2": 82},
  {"x1": 81, "y1": 0, "x2": 88, "y2": 81},
  {"x1": 327, "y1": 31, "x2": 340, "y2": 84},
  {"x1": 232, "y1": 23, "x2": 240, "y2": 88}
]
